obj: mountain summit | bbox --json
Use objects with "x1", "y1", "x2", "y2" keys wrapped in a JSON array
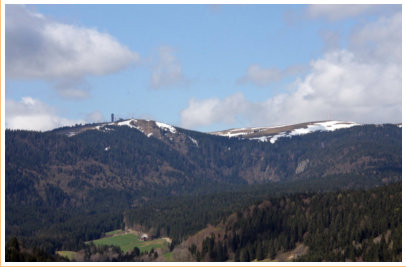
[{"x1": 210, "y1": 120, "x2": 360, "y2": 143}]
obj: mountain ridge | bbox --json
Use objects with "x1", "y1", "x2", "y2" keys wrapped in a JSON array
[
  {"x1": 5, "y1": 118, "x2": 402, "y2": 259},
  {"x1": 210, "y1": 120, "x2": 360, "y2": 143},
  {"x1": 51, "y1": 118, "x2": 401, "y2": 144},
  {"x1": 8, "y1": 120, "x2": 401, "y2": 202}
]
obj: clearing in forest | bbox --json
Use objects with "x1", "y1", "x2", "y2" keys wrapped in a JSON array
[{"x1": 87, "y1": 231, "x2": 168, "y2": 253}]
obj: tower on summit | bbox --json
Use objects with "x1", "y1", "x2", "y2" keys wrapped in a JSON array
[{"x1": 111, "y1": 113, "x2": 114, "y2": 122}]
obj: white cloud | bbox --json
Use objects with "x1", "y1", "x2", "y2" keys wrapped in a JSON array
[
  {"x1": 349, "y1": 11, "x2": 401, "y2": 64},
  {"x1": 238, "y1": 64, "x2": 305, "y2": 87},
  {"x1": 150, "y1": 46, "x2": 188, "y2": 89},
  {"x1": 180, "y1": 93, "x2": 250, "y2": 128},
  {"x1": 306, "y1": 4, "x2": 386, "y2": 21},
  {"x1": 181, "y1": 49, "x2": 401, "y2": 129},
  {"x1": 181, "y1": 11, "x2": 401, "y2": 129},
  {"x1": 6, "y1": 5, "x2": 139, "y2": 98},
  {"x1": 6, "y1": 97, "x2": 84, "y2": 131},
  {"x1": 269, "y1": 50, "x2": 401, "y2": 124}
]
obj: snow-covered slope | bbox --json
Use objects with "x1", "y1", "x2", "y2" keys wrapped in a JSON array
[
  {"x1": 60, "y1": 119, "x2": 177, "y2": 138},
  {"x1": 210, "y1": 120, "x2": 360, "y2": 144},
  {"x1": 53, "y1": 119, "x2": 200, "y2": 149},
  {"x1": 56, "y1": 119, "x2": 397, "y2": 146}
]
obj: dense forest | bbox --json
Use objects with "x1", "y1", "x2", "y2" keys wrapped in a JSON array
[
  {"x1": 124, "y1": 172, "x2": 395, "y2": 243},
  {"x1": 188, "y1": 183, "x2": 401, "y2": 262},
  {"x1": 5, "y1": 122, "x2": 401, "y2": 261}
]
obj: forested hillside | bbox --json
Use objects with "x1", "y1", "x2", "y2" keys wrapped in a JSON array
[
  {"x1": 7, "y1": 123, "x2": 401, "y2": 207},
  {"x1": 5, "y1": 121, "x2": 401, "y2": 261},
  {"x1": 184, "y1": 183, "x2": 401, "y2": 262}
]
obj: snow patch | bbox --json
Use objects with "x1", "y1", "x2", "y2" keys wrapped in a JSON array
[
  {"x1": 147, "y1": 133, "x2": 153, "y2": 138},
  {"x1": 269, "y1": 132, "x2": 289, "y2": 144},
  {"x1": 249, "y1": 121, "x2": 359, "y2": 144},
  {"x1": 114, "y1": 119, "x2": 147, "y2": 134},
  {"x1": 67, "y1": 131, "x2": 77, "y2": 137},
  {"x1": 188, "y1": 136, "x2": 199, "y2": 147},
  {"x1": 250, "y1": 132, "x2": 289, "y2": 144},
  {"x1": 216, "y1": 124, "x2": 292, "y2": 138},
  {"x1": 105, "y1": 146, "x2": 110, "y2": 151},
  {"x1": 94, "y1": 125, "x2": 115, "y2": 133},
  {"x1": 250, "y1": 136, "x2": 268, "y2": 142},
  {"x1": 220, "y1": 131, "x2": 249, "y2": 138},
  {"x1": 117, "y1": 119, "x2": 138, "y2": 129},
  {"x1": 155, "y1": 121, "x2": 177, "y2": 133},
  {"x1": 289, "y1": 121, "x2": 359, "y2": 136}
]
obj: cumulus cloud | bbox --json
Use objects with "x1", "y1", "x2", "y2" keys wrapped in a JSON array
[
  {"x1": 180, "y1": 93, "x2": 251, "y2": 128},
  {"x1": 182, "y1": 52, "x2": 401, "y2": 129},
  {"x1": 238, "y1": 64, "x2": 306, "y2": 87},
  {"x1": 181, "y1": 11, "x2": 401, "y2": 129},
  {"x1": 6, "y1": 5, "x2": 139, "y2": 98},
  {"x1": 6, "y1": 97, "x2": 85, "y2": 131},
  {"x1": 268, "y1": 50, "x2": 401, "y2": 124},
  {"x1": 349, "y1": 11, "x2": 401, "y2": 64},
  {"x1": 150, "y1": 46, "x2": 188, "y2": 89},
  {"x1": 182, "y1": 49, "x2": 401, "y2": 129}
]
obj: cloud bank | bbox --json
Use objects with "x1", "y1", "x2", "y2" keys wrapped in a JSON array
[
  {"x1": 181, "y1": 10, "x2": 401, "y2": 130},
  {"x1": 6, "y1": 5, "x2": 139, "y2": 99},
  {"x1": 6, "y1": 97, "x2": 85, "y2": 131}
]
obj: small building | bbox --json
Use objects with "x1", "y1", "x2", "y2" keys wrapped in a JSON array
[{"x1": 140, "y1": 234, "x2": 149, "y2": 241}]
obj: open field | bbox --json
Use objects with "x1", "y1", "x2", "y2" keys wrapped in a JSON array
[
  {"x1": 87, "y1": 232, "x2": 168, "y2": 253},
  {"x1": 104, "y1": 229, "x2": 124, "y2": 236},
  {"x1": 56, "y1": 251, "x2": 77, "y2": 260}
]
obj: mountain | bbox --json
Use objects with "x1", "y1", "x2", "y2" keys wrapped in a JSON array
[
  {"x1": 5, "y1": 119, "x2": 402, "y2": 258},
  {"x1": 8, "y1": 119, "x2": 401, "y2": 196},
  {"x1": 210, "y1": 120, "x2": 360, "y2": 142},
  {"x1": 7, "y1": 118, "x2": 402, "y2": 205}
]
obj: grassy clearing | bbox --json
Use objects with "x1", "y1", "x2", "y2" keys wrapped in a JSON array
[
  {"x1": 56, "y1": 250, "x2": 77, "y2": 260},
  {"x1": 163, "y1": 252, "x2": 173, "y2": 261},
  {"x1": 104, "y1": 229, "x2": 124, "y2": 236},
  {"x1": 87, "y1": 233, "x2": 169, "y2": 254},
  {"x1": 139, "y1": 238, "x2": 167, "y2": 252},
  {"x1": 164, "y1": 252, "x2": 173, "y2": 261},
  {"x1": 87, "y1": 233, "x2": 140, "y2": 253}
]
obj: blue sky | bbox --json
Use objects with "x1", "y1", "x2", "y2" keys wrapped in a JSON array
[{"x1": 5, "y1": 4, "x2": 402, "y2": 132}]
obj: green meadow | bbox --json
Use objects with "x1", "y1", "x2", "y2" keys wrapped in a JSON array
[
  {"x1": 104, "y1": 229, "x2": 123, "y2": 236},
  {"x1": 56, "y1": 250, "x2": 77, "y2": 260},
  {"x1": 87, "y1": 231, "x2": 168, "y2": 253}
]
